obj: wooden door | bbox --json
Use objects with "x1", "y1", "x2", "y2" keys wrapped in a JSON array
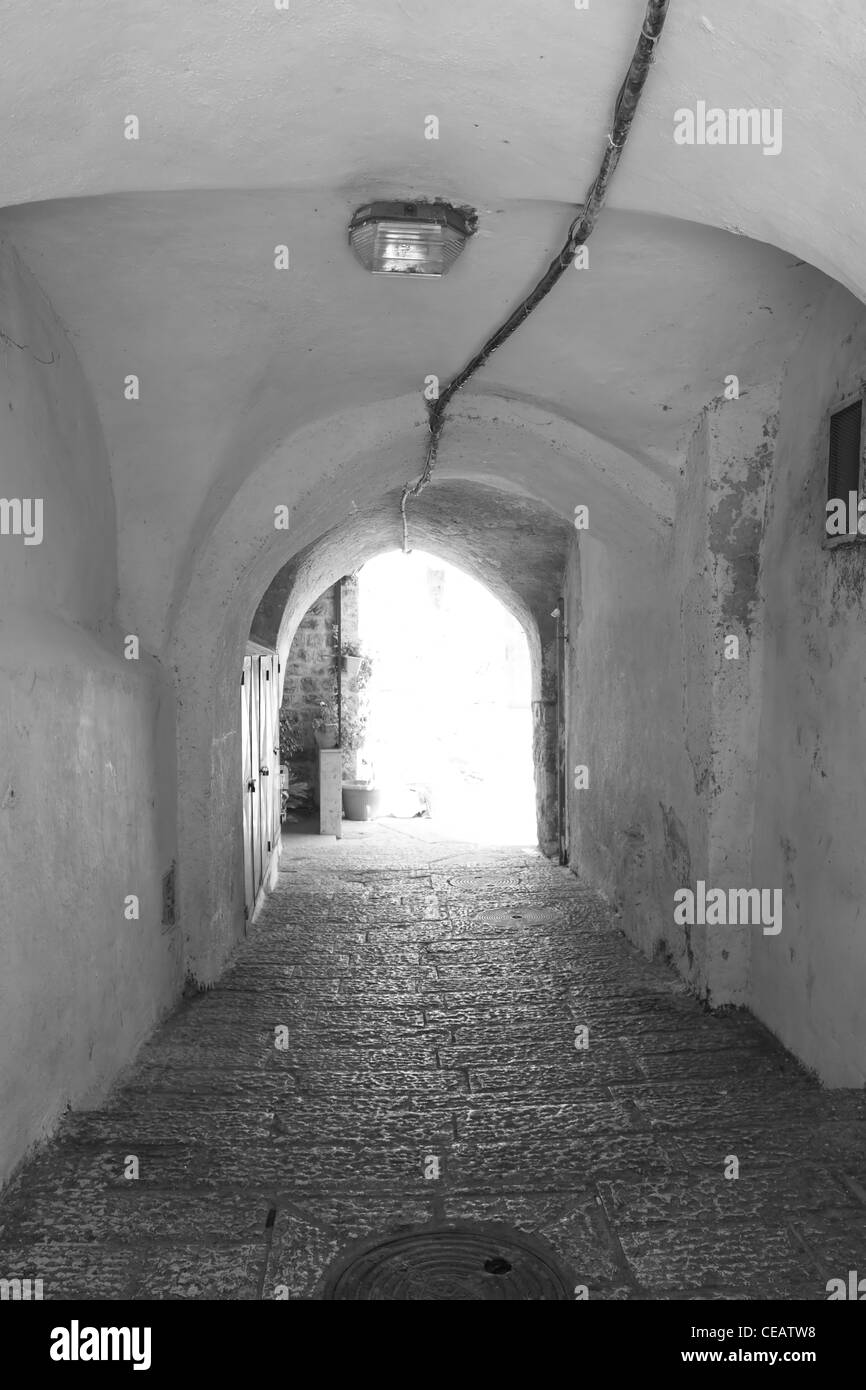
[
  {"x1": 243, "y1": 649, "x2": 281, "y2": 920},
  {"x1": 258, "y1": 656, "x2": 277, "y2": 870}
]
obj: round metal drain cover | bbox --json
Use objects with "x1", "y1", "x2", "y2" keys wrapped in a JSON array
[
  {"x1": 480, "y1": 908, "x2": 561, "y2": 927},
  {"x1": 320, "y1": 1222, "x2": 572, "y2": 1300}
]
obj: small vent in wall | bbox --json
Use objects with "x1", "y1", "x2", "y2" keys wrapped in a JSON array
[{"x1": 828, "y1": 398, "x2": 862, "y2": 501}]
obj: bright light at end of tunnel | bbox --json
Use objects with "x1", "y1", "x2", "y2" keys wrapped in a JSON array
[{"x1": 356, "y1": 550, "x2": 537, "y2": 845}]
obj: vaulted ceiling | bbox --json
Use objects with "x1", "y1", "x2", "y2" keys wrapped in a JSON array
[
  {"x1": 252, "y1": 481, "x2": 575, "y2": 694},
  {"x1": 1, "y1": 0, "x2": 862, "y2": 647}
]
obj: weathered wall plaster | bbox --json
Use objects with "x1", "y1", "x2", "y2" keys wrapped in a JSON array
[
  {"x1": 751, "y1": 284, "x2": 866, "y2": 1085},
  {"x1": 670, "y1": 386, "x2": 779, "y2": 1005},
  {"x1": 565, "y1": 532, "x2": 697, "y2": 975},
  {"x1": 566, "y1": 293, "x2": 866, "y2": 1088},
  {"x1": 0, "y1": 616, "x2": 181, "y2": 1185},
  {"x1": 0, "y1": 243, "x2": 180, "y2": 1184},
  {"x1": 566, "y1": 383, "x2": 780, "y2": 1010}
]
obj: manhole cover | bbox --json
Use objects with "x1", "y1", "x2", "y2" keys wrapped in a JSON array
[
  {"x1": 319, "y1": 1222, "x2": 573, "y2": 1300},
  {"x1": 480, "y1": 908, "x2": 561, "y2": 927}
]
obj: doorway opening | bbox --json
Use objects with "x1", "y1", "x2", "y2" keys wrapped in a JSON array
[
  {"x1": 352, "y1": 549, "x2": 536, "y2": 845},
  {"x1": 240, "y1": 642, "x2": 281, "y2": 924}
]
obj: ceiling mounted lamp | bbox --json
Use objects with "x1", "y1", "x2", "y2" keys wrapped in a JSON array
[{"x1": 348, "y1": 200, "x2": 474, "y2": 277}]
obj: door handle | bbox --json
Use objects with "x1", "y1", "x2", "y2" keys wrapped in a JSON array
[
  {"x1": 247, "y1": 779, "x2": 256, "y2": 792},
  {"x1": 259, "y1": 767, "x2": 270, "y2": 776}
]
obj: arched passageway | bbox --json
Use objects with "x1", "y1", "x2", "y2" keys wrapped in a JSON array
[
  {"x1": 250, "y1": 480, "x2": 575, "y2": 868},
  {"x1": 276, "y1": 549, "x2": 538, "y2": 847},
  {"x1": 2, "y1": 0, "x2": 866, "y2": 1312}
]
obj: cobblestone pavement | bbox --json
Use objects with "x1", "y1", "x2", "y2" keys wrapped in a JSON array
[{"x1": 2, "y1": 820, "x2": 865, "y2": 1300}]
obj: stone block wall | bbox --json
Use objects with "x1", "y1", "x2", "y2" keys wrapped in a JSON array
[
  {"x1": 338, "y1": 574, "x2": 361, "y2": 779},
  {"x1": 280, "y1": 575, "x2": 360, "y2": 794}
]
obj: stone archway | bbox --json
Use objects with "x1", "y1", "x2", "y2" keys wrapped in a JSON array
[
  {"x1": 252, "y1": 480, "x2": 575, "y2": 858},
  {"x1": 165, "y1": 396, "x2": 657, "y2": 983}
]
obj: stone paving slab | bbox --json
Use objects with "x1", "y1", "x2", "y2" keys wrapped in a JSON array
[
  {"x1": 139, "y1": 1040, "x2": 442, "y2": 1072},
  {"x1": 436, "y1": 1006, "x2": 568, "y2": 1031},
  {"x1": 0, "y1": 1241, "x2": 267, "y2": 1302},
  {"x1": 0, "y1": 1244, "x2": 144, "y2": 1300},
  {"x1": 793, "y1": 1211, "x2": 866, "y2": 1274},
  {"x1": 613, "y1": 1031, "x2": 773, "y2": 1060},
  {"x1": 569, "y1": 991, "x2": 718, "y2": 1021},
  {"x1": 457, "y1": 1100, "x2": 645, "y2": 1141},
  {"x1": 328, "y1": 907, "x2": 444, "y2": 924},
  {"x1": 40, "y1": 1144, "x2": 448, "y2": 1194},
  {"x1": 609, "y1": 1081, "x2": 841, "y2": 1130},
  {"x1": 467, "y1": 1054, "x2": 649, "y2": 1090},
  {"x1": 217, "y1": 1068, "x2": 470, "y2": 1099},
  {"x1": 157, "y1": 1010, "x2": 452, "y2": 1050},
  {"x1": 596, "y1": 1168, "x2": 850, "y2": 1225},
  {"x1": 673, "y1": 1121, "x2": 866, "y2": 1169},
  {"x1": 617, "y1": 1221, "x2": 819, "y2": 1297},
  {"x1": 0, "y1": 1190, "x2": 274, "y2": 1245},
  {"x1": 131, "y1": 1245, "x2": 264, "y2": 1300},
  {"x1": 438, "y1": 1189, "x2": 617, "y2": 1288},
  {"x1": 433, "y1": 986, "x2": 571, "y2": 1010},
  {"x1": 60, "y1": 1111, "x2": 275, "y2": 1149},
  {"x1": 1, "y1": 824, "x2": 864, "y2": 1301},
  {"x1": 61, "y1": 1105, "x2": 460, "y2": 1153},
  {"x1": 447, "y1": 1022, "x2": 580, "y2": 1047},
  {"x1": 447, "y1": 1133, "x2": 683, "y2": 1184},
  {"x1": 628, "y1": 1049, "x2": 807, "y2": 1084},
  {"x1": 264, "y1": 1224, "x2": 343, "y2": 1299},
  {"x1": 334, "y1": 983, "x2": 440, "y2": 1001}
]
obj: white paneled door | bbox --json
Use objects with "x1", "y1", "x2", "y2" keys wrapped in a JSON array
[{"x1": 241, "y1": 648, "x2": 280, "y2": 922}]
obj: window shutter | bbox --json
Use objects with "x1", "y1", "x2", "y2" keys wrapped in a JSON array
[{"x1": 828, "y1": 398, "x2": 862, "y2": 500}]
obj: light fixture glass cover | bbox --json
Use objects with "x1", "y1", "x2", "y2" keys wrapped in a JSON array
[{"x1": 348, "y1": 201, "x2": 473, "y2": 277}]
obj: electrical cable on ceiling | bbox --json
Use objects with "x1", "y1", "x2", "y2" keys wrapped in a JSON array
[{"x1": 400, "y1": 0, "x2": 671, "y2": 552}]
